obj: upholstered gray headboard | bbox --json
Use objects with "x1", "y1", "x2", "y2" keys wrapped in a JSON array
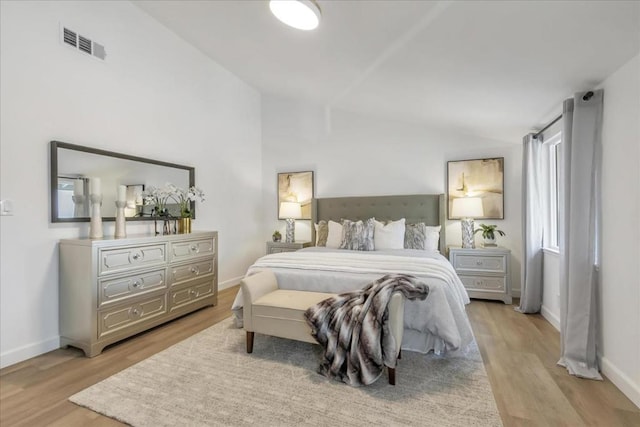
[{"x1": 311, "y1": 194, "x2": 446, "y2": 253}]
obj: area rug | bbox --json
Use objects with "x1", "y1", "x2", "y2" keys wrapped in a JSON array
[{"x1": 70, "y1": 317, "x2": 502, "y2": 426}]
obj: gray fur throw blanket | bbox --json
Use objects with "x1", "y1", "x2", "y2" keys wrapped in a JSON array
[{"x1": 304, "y1": 274, "x2": 429, "y2": 386}]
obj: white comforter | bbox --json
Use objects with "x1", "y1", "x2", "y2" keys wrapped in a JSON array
[{"x1": 232, "y1": 247, "x2": 474, "y2": 354}]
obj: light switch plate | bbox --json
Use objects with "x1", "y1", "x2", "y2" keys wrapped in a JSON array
[{"x1": 0, "y1": 199, "x2": 14, "y2": 216}]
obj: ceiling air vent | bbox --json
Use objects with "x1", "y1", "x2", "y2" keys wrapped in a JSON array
[
  {"x1": 63, "y1": 27, "x2": 77, "y2": 47},
  {"x1": 60, "y1": 25, "x2": 106, "y2": 61},
  {"x1": 78, "y1": 35, "x2": 92, "y2": 54}
]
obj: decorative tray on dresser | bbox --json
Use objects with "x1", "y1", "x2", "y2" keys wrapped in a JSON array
[
  {"x1": 448, "y1": 246, "x2": 512, "y2": 304},
  {"x1": 59, "y1": 231, "x2": 218, "y2": 357}
]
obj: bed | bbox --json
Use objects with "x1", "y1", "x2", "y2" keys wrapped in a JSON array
[{"x1": 232, "y1": 194, "x2": 474, "y2": 355}]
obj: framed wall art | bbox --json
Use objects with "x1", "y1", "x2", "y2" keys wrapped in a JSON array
[
  {"x1": 447, "y1": 157, "x2": 504, "y2": 219},
  {"x1": 277, "y1": 171, "x2": 314, "y2": 220}
]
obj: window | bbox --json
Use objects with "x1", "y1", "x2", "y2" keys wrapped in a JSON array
[{"x1": 542, "y1": 131, "x2": 562, "y2": 251}]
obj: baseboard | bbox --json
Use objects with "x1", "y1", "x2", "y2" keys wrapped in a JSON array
[
  {"x1": 1, "y1": 278, "x2": 243, "y2": 370},
  {"x1": 0, "y1": 336, "x2": 60, "y2": 369},
  {"x1": 600, "y1": 356, "x2": 640, "y2": 409},
  {"x1": 511, "y1": 288, "x2": 521, "y2": 298},
  {"x1": 541, "y1": 305, "x2": 560, "y2": 331},
  {"x1": 219, "y1": 275, "x2": 242, "y2": 291}
]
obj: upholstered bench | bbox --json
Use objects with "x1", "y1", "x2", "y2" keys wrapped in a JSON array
[{"x1": 241, "y1": 270, "x2": 404, "y2": 385}]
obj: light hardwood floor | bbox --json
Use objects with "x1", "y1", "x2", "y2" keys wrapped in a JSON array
[{"x1": 1, "y1": 286, "x2": 638, "y2": 426}]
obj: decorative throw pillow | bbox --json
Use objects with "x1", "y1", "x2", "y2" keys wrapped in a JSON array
[
  {"x1": 339, "y1": 218, "x2": 375, "y2": 251},
  {"x1": 424, "y1": 225, "x2": 442, "y2": 252},
  {"x1": 326, "y1": 220, "x2": 343, "y2": 248},
  {"x1": 404, "y1": 222, "x2": 427, "y2": 250},
  {"x1": 404, "y1": 223, "x2": 442, "y2": 251},
  {"x1": 314, "y1": 220, "x2": 328, "y2": 246},
  {"x1": 374, "y1": 218, "x2": 406, "y2": 250}
]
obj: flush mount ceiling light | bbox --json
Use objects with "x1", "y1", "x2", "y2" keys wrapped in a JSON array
[{"x1": 269, "y1": 0, "x2": 321, "y2": 31}]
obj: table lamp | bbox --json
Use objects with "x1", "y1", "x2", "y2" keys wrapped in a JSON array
[
  {"x1": 452, "y1": 197, "x2": 484, "y2": 248},
  {"x1": 279, "y1": 201, "x2": 302, "y2": 243}
]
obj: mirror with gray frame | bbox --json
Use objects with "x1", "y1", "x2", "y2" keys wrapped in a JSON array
[{"x1": 50, "y1": 141, "x2": 195, "y2": 222}]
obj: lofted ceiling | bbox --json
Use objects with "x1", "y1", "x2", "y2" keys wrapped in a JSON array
[{"x1": 134, "y1": 0, "x2": 640, "y2": 143}]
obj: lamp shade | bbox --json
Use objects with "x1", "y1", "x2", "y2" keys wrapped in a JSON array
[
  {"x1": 280, "y1": 201, "x2": 302, "y2": 219},
  {"x1": 451, "y1": 197, "x2": 484, "y2": 218}
]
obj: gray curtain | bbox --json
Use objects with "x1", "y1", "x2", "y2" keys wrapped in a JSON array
[
  {"x1": 558, "y1": 90, "x2": 603, "y2": 380},
  {"x1": 517, "y1": 133, "x2": 544, "y2": 313}
]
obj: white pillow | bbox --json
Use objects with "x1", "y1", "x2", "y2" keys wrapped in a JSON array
[
  {"x1": 326, "y1": 220, "x2": 343, "y2": 248},
  {"x1": 425, "y1": 225, "x2": 442, "y2": 252},
  {"x1": 374, "y1": 218, "x2": 406, "y2": 250}
]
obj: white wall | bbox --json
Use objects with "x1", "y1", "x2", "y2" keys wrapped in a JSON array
[
  {"x1": 261, "y1": 95, "x2": 523, "y2": 294},
  {"x1": 541, "y1": 251, "x2": 561, "y2": 330},
  {"x1": 599, "y1": 53, "x2": 640, "y2": 407},
  {"x1": 0, "y1": 1, "x2": 263, "y2": 368}
]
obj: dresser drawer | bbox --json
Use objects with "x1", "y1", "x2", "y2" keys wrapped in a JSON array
[
  {"x1": 169, "y1": 276, "x2": 215, "y2": 313},
  {"x1": 453, "y1": 254, "x2": 506, "y2": 273},
  {"x1": 98, "y1": 268, "x2": 167, "y2": 308},
  {"x1": 169, "y1": 258, "x2": 215, "y2": 287},
  {"x1": 97, "y1": 293, "x2": 167, "y2": 339},
  {"x1": 459, "y1": 275, "x2": 506, "y2": 292},
  {"x1": 99, "y1": 244, "x2": 167, "y2": 276},
  {"x1": 170, "y1": 237, "x2": 215, "y2": 262}
]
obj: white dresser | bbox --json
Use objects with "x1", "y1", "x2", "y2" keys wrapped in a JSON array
[
  {"x1": 59, "y1": 231, "x2": 218, "y2": 357},
  {"x1": 448, "y1": 246, "x2": 512, "y2": 304}
]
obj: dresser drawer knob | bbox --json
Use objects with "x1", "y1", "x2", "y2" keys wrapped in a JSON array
[
  {"x1": 132, "y1": 308, "x2": 139, "y2": 316},
  {"x1": 476, "y1": 260, "x2": 483, "y2": 266},
  {"x1": 132, "y1": 281, "x2": 140, "y2": 288},
  {"x1": 132, "y1": 253, "x2": 140, "y2": 260},
  {"x1": 190, "y1": 267, "x2": 199, "y2": 275},
  {"x1": 190, "y1": 245, "x2": 197, "y2": 251},
  {"x1": 190, "y1": 289, "x2": 197, "y2": 296}
]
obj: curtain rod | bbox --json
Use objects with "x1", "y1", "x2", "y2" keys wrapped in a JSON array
[
  {"x1": 534, "y1": 114, "x2": 562, "y2": 139},
  {"x1": 533, "y1": 90, "x2": 593, "y2": 139}
]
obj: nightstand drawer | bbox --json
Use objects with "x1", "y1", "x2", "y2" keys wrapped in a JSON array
[
  {"x1": 269, "y1": 247, "x2": 297, "y2": 254},
  {"x1": 453, "y1": 254, "x2": 506, "y2": 273},
  {"x1": 458, "y1": 275, "x2": 506, "y2": 292},
  {"x1": 266, "y1": 241, "x2": 312, "y2": 254}
]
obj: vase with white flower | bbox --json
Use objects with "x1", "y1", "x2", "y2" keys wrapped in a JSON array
[
  {"x1": 143, "y1": 184, "x2": 176, "y2": 235},
  {"x1": 173, "y1": 185, "x2": 205, "y2": 234}
]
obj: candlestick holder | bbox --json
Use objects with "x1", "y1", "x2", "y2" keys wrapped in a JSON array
[
  {"x1": 72, "y1": 194, "x2": 85, "y2": 218},
  {"x1": 89, "y1": 194, "x2": 103, "y2": 239},
  {"x1": 115, "y1": 200, "x2": 126, "y2": 238}
]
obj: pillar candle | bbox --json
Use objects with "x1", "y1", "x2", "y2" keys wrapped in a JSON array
[
  {"x1": 90, "y1": 177, "x2": 101, "y2": 195},
  {"x1": 117, "y1": 185, "x2": 126, "y2": 202},
  {"x1": 73, "y1": 179, "x2": 84, "y2": 196}
]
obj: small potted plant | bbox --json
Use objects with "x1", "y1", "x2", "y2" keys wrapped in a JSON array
[
  {"x1": 474, "y1": 224, "x2": 505, "y2": 247},
  {"x1": 272, "y1": 230, "x2": 282, "y2": 242}
]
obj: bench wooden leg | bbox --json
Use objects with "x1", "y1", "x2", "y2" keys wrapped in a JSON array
[
  {"x1": 246, "y1": 331, "x2": 254, "y2": 353},
  {"x1": 388, "y1": 366, "x2": 396, "y2": 385}
]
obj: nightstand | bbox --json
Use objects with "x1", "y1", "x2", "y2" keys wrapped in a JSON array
[
  {"x1": 448, "y1": 246, "x2": 512, "y2": 304},
  {"x1": 266, "y1": 241, "x2": 312, "y2": 254}
]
